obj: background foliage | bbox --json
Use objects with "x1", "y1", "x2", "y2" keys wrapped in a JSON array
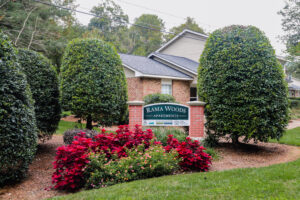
[
  {"x1": 18, "y1": 48, "x2": 61, "y2": 141},
  {"x1": 0, "y1": 32, "x2": 37, "y2": 185},
  {"x1": 198, "y1": 25, "x2": 289, "y2": 143},
  {"x1": 60, "y1": 38, "x2": 128, "y2": 129}
]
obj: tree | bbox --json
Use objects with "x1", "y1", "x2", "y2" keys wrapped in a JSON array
[
  {"x1": 198, "y1": 25, "x2": 289, "y2": 144},
  {"x1": 0, "y1": 0, "x2": 85, "y2": 71},
  {"x1": 88, "y1": 0, "x2": 130, "y2": 53},
  {"x1": 18, "y1": 49, "x2": 61, "y2": 141},
  {"x1": 129, "y1": 14, "x2": 165, "y2": 56},
  {"x1": 0, "y1": 31, "x2": 37, "y2": 185},
  {"x1": 61, "y1": 38, "x2": 128, "y2": 129},
  {"x1": 164, "y1": 17, "x2": 206, "y2": 41},
  {"x1": 278, "y1": 0, "x2": 300, "y2": 56}
]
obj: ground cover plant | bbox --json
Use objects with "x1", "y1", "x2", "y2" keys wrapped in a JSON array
[
  {"x1": 18, "y1": 49, "x2": 61, "y2": 141},
  {"x1": 198, "y1": 25, "x2": 289, "y2": 143},
  {"x1": 0, "y1": 31, "x2": 37, "y2": 185},
  {"x1": 60, "y1": 38, "x2": 128, "y2": 129},
  {"x1": 51, "y1": 125, "x2": 211, "y2": 191}
]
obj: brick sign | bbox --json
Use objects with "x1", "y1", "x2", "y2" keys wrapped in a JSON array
[{"x1": 143, "y1": 103, "x2": 190, "y2": 126}]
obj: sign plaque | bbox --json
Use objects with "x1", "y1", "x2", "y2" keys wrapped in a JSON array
[{"x1": 143, "y1": 103, "x2": 190, "y2": 126}]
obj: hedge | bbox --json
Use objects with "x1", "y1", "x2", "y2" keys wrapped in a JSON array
[
  {"x1": 18, "y1": 49, "x2": 61, "y2": 141},
  {"x1": 61, "y1": 39, "x2": 128, "y2": 129},
  {"x1": 144, "y1": 93, "x2": 176, "y2": 105},
  {"x1": 198, "y1": 25, "x2": 289, "y2": 143},
  {"x1": 0, "y1": 32, "x2": 37, "y2": 185}
]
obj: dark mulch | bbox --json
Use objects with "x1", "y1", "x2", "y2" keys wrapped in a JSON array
[{"x1": 1, "y1": 135, "x2": 300, "y2": 200}]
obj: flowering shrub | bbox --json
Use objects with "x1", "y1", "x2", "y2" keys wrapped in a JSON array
[
  {"x1": 52, "y1": 125, "x2": 212, "y2": 191},
  {"x1": 85, "y1": 144, "x2": 180, "y2": 189},
  {"x1": 165, "y1": 135, "x2": 212, "y2": 171},
  {"x1": 52, "y1": 125, "x2": 153, "y2": 190}
]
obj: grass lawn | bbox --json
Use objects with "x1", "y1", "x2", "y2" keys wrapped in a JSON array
[
  {"x1": 55, "y1": 120, "x2": 85, "y2": 134},
  {"x1": 50, "y1": 158, "x2": 300, "y2": 200},
  {"x1": 270, "y1": 127, "x2": 300, "y2": 146}
]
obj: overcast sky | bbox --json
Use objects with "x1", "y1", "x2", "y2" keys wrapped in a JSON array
[{"x1": 75, "y1": 0, "x2": 287, "y2": 56}]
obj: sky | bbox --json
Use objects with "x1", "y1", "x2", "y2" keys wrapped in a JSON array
[{"x1": 75, "y1": 0, "x2": 287, "y2": 56}]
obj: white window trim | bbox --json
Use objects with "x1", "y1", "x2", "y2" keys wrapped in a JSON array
[{"x1": 161, "y1": 79, "x2": 172, "y2": 95}]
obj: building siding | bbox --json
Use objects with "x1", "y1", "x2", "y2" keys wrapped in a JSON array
[{"x1": 159, "y1": 32, "x2": 206, "y2": 62}]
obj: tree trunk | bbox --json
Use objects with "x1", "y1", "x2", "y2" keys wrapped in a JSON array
[
  {"x1": 232, "y1": 135, "x2": 240, "y2": 144},
  {"x1": 86, "y1": 115, "x2": 93, "y2": 130}
]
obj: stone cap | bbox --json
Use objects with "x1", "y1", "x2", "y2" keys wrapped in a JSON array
[
  {"x1": 187, "y1": 101, "x2": 206, "y2": 106},
  {"x1": 127, "y1": 101, "x2": 145, "y2": 106}
]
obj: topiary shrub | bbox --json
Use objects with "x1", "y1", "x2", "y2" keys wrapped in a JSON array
[
  {"x1": 63, "y1": 129, "x2": 98, "y2": 145},
  {"x1": 61, "y1": 39, "x2": 128, "y2": 129},
  {"x1": 144, "y1": 93, "x2": 176, "y2": 105},
  {"x1": 198, "y1": 25, "x2": 289, "y2": 143},
  {"x1": 0, "y1": 32, "x2": 38, "y2": 185},
  {"x1": 18, "y1": 49, "x2": 61, "y2": 141}
]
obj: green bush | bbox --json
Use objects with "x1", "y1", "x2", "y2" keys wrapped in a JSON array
[
  {"x1": 85, "y1": 144, "x2": 179, "y2": 189},
  {"x1": 18, "y1": 49, "x2": 61, "y2": 141},
  {"x1": 61, "y1": 39, "x2": 128, "y2": 129},
  {"x1": 198, "y1": 25, "x2": 289, "y2": 143},
  {"x1": 0, "y1": 32, "x2": 37, "y2": 185},
  {"x1": 290, "y1": 99, "x2": 300, "y2": 108},
  {"x1": 144, "y1": 93, "x2": 176, "y2": 105},
  {"x1": 152, "y1": 127, "x2": 187, "y2": 146}
]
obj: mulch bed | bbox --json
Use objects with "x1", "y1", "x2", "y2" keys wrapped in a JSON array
[{"x1": 1, "y1": 135, "x2": 300, "y2": 200}]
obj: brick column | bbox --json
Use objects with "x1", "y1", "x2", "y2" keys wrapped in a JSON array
[
  {"x1": 187, "y1": 101, "x2": 206, "y2": 140},
  {"x1": 127, "y1": 101, "x2": 144, "y2": 130}
]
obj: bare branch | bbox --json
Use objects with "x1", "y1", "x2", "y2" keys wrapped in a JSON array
[
  {"x1": 28, "y1": 16, "x2": 39, "y2": 49},
  {"x1": 0, "y1": 0, "x2": 9, "y2": 9},
  {"x1": 14, "y1": 7, "x2": 37, "y2": 46}
]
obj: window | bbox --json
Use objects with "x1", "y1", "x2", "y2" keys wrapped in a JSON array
[
  {"x1": 190, "y1": 87, "x2": 197, "y2": 101},
  {"x1": 161, "y1": 79, "x2": 172, "y2": 95}
]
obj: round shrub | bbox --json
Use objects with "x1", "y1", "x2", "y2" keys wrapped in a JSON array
[
  {"x1": 144, "y1": 93, "x2": 176, "y2": 105},
  {"x1": 61, "y1": 39, "x2": 128, "y2": 129},
  {"x1": 63, "y1": 129, "x2": 98, "y2": 145},
  {"x1": 18, "y1": 49, "x2": 61, "y2": 141},
  {"x1": 0, "y1": 32, "x2": 37, "y2": 185},
  {"x1": 198, "y1": 25, "x2": 289, "y2": 143}
]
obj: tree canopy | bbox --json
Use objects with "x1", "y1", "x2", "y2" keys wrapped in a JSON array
[
  {"x1": 198, "y1": 25, "x2": 289, "y2": 144},
  {"x1": 129, "y1": 14, "x2": 165, "y2": 56},
  {"x1": 164, "y1": 17, "x2": 206, "y2": 41},
  {"x1": 0, "y1": 0, "x2": 85, "y2": 72}
]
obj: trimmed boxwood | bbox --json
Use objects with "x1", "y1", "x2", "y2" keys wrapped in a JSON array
[
  {"x1": 61, "y1": 38, "x2": 128, "y2": 129},
  {"x1": 198, "y1": 25, "x2": 289, "y2": 143},
  {"x1": 144, "y1": 93, "x2": 176, "y2": 105},
  {"x1": 0, "y1": 32, "x2": 37, "y2": 185},
  {"x1": 18, "y1": 49, "x2": 61, "y2": 141}
]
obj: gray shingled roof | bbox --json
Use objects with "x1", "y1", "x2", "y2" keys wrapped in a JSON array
[
  {"x1": 152, "y1": 53, "x2": 199, "y2": 73},
  {"x1": 119, "y1": 53, "x2": 192, "y2": 79}
]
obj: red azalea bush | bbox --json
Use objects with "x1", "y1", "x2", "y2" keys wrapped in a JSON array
[
  {"x1": 52, "y1": 125, "x2": 212, "y2": 191},
  {"x1": 52, "y1": 125, "x2": 153, "y2": 190},
  {"x1": 165, "y1": 135, "x2": 212, "y2": 171}
]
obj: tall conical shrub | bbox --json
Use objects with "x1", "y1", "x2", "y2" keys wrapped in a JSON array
[
  {"x1": 0, "y1": 32, "x2": 37, "y2": 185},
  {"x1": 198, "y1": 25, "x2": 289, "y2": 143}
]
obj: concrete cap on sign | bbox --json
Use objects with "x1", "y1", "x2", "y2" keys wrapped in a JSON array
[
  {"x1": 187, "y1": 101, "x2": 206, "y2": 106},
  {"x1": 127, "y1": 101, "x2": 145, "y2": 106}
]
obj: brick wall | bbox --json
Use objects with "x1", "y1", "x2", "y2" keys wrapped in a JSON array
[
  {"x1": 172, "y1": 80, "x2": 190, "y2": 104},
  {"x1": 127, "y1": 77, "x2": 143, "y2": 101},
  {"x1": 189, "y1": 104, "x2": 205, "y2": 138},
  {"x1": 127, "y1": 77, "x2": 191, "y2": 104},
  {"x1": 142, "y1": 78, "x2": 161, "y2": 97}
]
